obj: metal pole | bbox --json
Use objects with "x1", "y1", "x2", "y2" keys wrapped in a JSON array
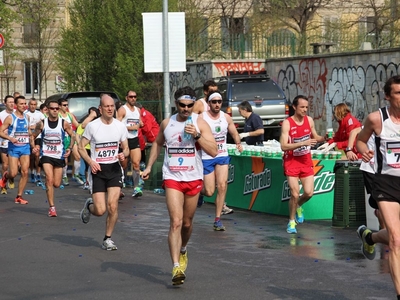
[{"x1": 162, "y1": 0, "x2": 171, "y2": 119}]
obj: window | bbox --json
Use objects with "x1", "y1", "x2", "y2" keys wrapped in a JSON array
[
  {"x1": 24, "y1": 61, "x2": 40, "y2": 95},
  {"x1": 220, "y1": 17, "x2": 251, "y2": 52},
  {"x1": 23, "y1": 19, "x2": 39, "y2": 44},
  {"x1": 323, "y1": 16, "x2": 340, "y2": 43},
  {"x1": 359, "y1": 16, "x2": 376, "y2": 36}
]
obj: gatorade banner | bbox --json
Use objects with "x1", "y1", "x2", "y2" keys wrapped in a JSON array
[{"x1": 205, "y1": 156, "x2": 336, "y2": 220}]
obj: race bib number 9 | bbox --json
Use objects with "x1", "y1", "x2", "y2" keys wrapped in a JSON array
[{"x1": 168, "y1": 147, "x2": 196, "y2": 171}]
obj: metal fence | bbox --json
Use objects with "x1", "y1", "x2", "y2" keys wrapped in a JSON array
[
  {"x1": 137, "y1": 100, "x2": 165, "y2": 124},
  {"x1": 186, "y1": 31, "x2": 396, "y2": 60}
]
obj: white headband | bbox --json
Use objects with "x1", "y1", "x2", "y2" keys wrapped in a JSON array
[
  {"x1": 177, "y1": 95, "x2": 196, "y2": 101},
  {"x1": 208, "y1": 92, "x2": 222, "y2": 101}
]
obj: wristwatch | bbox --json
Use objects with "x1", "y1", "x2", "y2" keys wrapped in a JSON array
[
  {"x1": 345, "y1": 147, "x2": 352, "y2": 153},
  {"x1": 194, "y1": 132, "x2": 201, "y2": 140}
]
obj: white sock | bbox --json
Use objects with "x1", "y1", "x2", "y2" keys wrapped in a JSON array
[{"x1": 74, "y1": 160, "x2": 80, "y2": 176}]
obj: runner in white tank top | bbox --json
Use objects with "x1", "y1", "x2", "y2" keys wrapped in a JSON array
[
  {"x1": 141, "y1": 86, "x2": 217, "y2": 286},
  {"x1": 117, "y1": 91, "x2": 144, "y2": 197},
  {"x1": 356, "y1": 76, "x2": 400, "y2": 297},
  {"x1": 199, "y1": 92, "x2": 242, "y2": 231}
]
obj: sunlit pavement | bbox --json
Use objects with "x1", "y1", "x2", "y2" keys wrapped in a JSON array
[{"x1": 0, "y1": 178, "x2": 394, "y2": 300}]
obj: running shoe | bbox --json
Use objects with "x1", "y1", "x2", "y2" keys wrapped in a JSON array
[
  {"x1": 179, "y1": 251, "x2": 188, "y2": 272},
  {"x1": 132, "y1": 187, "x2": 143, "y2": 197},
  {"x1": 15, "y1": 195, "x2": 28, "y2": 205},
  {"x1": 102, "y1": 238, "x2": 118, "y2": 251},
  {"x1": 7, "y1": 178, "x2": 14, "y2": 189},
  {"x1": 171, "y1": 266, "x2": 185, "y2": 285},
  {"x1": 197, "y1": 194, "x2": 204, "y2": 207},
  {"x1": 222, "y1": 204, "x2": 233, "y2": 215},
  {"x1": 73, "y1": 174, "x2": 84, "y2": 185},
  {"x1": 213, "y1": 220, "x2": 226, "y2": 231},
  {"x1": 35, "y1": 174, "x2": 42, "y2": 183},
  {"x1": 83, "y1": 182, "x2": 89, "y2": 190},
  {"x1": 295, "y1": 206, "x2": 304, "y2": 224},
  {"x1": 30, "y1": 173, "x2": 36, "y2": 183},
  {"x1": 62, "y1": 176, "x2": 69, "y2": 186},
  {"x1": 80, "y1": 198, "x2": 93, "y2": 224},
  {"x1": 48, "y1": 206, "x2": 57, "y2": 217},
  {"x1": 286, "y1": 221, "x2": 297, "y2": 234},
  {"x1": 357, "y1": 225, "x2": 376, "y2": 260},
  {"x1": 1, "y1": 187, "x2": 7, "y2": 194},
  {"x1": 119, "y1": 191, "x2": 125, "y2": 200},
  {"x1": 0, "y1": 171, "x2": 8, "y2": 188}
]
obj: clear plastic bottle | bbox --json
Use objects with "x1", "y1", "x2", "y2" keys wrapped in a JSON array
[
  {"x1": 154, "y1": 188, "x2": 165, "y2": 194},
  {"x1": 184, "y1": 116, "x2": 193, "y2": 140}
]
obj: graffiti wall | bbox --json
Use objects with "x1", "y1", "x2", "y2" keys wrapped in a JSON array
[
  {"x1": 170, "y1": 49, "x2": 400, "y2": 133},
  {"x1": 269, "y1": 50, "x2": 400, "y2": 132}
]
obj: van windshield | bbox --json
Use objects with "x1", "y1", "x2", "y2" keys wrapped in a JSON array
[
  {"x1": 67, "y1": 96, "x2": 101, "y2": 121},
  {"x1": 231, "y1": 80, "x2": 284, "y2": 100}
]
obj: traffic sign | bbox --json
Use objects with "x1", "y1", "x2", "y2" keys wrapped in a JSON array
[{"x1": 0, "y1": 34, "x2": 4, "y2": 48}]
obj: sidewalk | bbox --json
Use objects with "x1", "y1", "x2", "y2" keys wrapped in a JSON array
[{"x1": 0, "y1": 177, "x2": 394, "y2": 300}]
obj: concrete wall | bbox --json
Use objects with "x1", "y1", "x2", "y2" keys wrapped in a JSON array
[{"x1": 171, "y1": 49, "x2": 400, "y2": 133}]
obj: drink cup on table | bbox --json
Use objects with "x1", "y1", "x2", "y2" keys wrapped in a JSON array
[{"x1": 326, "y1": 128, "x2": 334, "y2": 139}]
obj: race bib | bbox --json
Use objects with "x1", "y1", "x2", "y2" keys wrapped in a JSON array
[
  {"x1": 215, "y1": 136, "x2": 227, "y2": 154},
  {"x1": 292, "y1": 135, "x2": 310, "y2": 156},
  {"x1": 14, "y1": 131, "x2": 29, "y2": 146},
  {"x1": 43, "y1": 137, "x2": 62, "y2": 155},
  {"x1": 168, "y1": 147, "x2": 196, "y2": 171},
  {"x1": 94, "y1": 141, "x2": 119, "y2": 163},
  {"x1": 386, "y1": 141, "x2": 400, "y2": 168}
]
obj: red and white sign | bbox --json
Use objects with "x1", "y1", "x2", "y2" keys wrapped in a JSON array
[{"x1": 0, "y1": 34, "x2": 4, "y2": 49}]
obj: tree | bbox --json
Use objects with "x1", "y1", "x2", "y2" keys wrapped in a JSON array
[
  {"x1": 0, "y1": 1, "x2": 18, "y2": 95},
  {"x1": 259, "y1": 0, "x2": 335, "y2": 54},
  {"x1": 14, "y1": 0, "x2": 60, "y2": 100},
  {"x1": 56, "y1": 0, "x2": 175, "y2": 101}
]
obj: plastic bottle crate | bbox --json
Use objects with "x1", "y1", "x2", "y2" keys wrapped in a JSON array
[{"x1": 332, "y1": 161, "x2": 366, "y2": 227}]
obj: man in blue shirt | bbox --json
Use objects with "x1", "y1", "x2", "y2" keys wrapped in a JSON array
[{"x1": 237, "y1": 101, "x2": 264, "y2": 145}]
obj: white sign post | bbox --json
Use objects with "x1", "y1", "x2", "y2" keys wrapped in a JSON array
[
  {"x1": 142, "y1": 12, "x2": 186, "y2": 73},
  {"x1": 0, "y1": 50, "x2": 3, "y2": 66}
]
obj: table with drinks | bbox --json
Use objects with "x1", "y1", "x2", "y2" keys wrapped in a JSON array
[{"x1": 204, "y1": 144, "x2": 341, "y2": 220}]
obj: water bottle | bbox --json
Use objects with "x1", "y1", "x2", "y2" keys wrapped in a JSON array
[
  {"x1": 59, "y1": 185, "x2": 64, "y2": 189},
  {"x1": 24, "y1": 190, "x2": 34, "y2": 195},
  {"x1": 154, "y1": 188, "x2": 165, "y2": 194},
  {"x1": 184, "y1": 116, "x2": 193, "y2": 140}
]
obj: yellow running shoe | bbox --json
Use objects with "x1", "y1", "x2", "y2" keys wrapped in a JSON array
[
  {"x1": 172, "y1": 266, "x2": 185, "y2": 285},
  {"x1": 179, "y1": 251, "x2": 188, "y2": 272},
  {"x1": 7, "y1": 178, "x2": 14, "y2": 189},
  {"x1": 1, "y1": 187, "x2": 7, "y2": 194}
]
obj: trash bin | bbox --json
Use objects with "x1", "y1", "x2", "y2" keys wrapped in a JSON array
[{"x1": 332, "y1": 160, "x2": 366, "y2": 227}]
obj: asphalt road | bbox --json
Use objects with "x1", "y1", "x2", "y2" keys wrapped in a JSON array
[{"x1": 0, "y1": 177, "x2": 395, "y2": 300}]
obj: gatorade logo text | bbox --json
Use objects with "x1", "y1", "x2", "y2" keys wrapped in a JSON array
[
  {"x1": 227, "y1": 164, "x2": 234, "y2": 183},
  {"x1": 281, "y1": 170, "x2": 335, "y2": 201},
  {"x1": 243, "y1": 168, "x2": 271, "y2": 195}
]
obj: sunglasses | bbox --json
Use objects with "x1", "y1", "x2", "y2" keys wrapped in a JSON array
[
  {"x1": 177, "y1": 102, "x2": 195, "y2": 108},
  {"x1": 128, "y1": 95, "x2": 137, "y2": 98},
  {"x1": 62, "y1": 104, "x2": 68, "y2": 107},
  {"x1": 48, "y1": 107, "x2": 59, "y2": 111},
  {"x1": 210, "y1": 100, "x2": 222, "y2": 104}
]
